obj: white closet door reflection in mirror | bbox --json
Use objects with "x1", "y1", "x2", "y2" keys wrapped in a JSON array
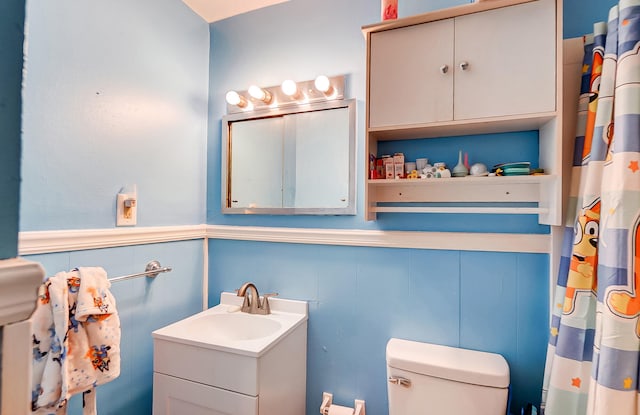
[
  {"x1": 230, "y1": 117, "x2": 284, "y2": 209},
  {"x1": 222, "y1": 99, "x2": 355, "y2": 215}
]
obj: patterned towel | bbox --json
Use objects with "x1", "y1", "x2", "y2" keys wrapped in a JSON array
[{"x1": 31, "y1": 267, "x2": 121, "y2": 415}]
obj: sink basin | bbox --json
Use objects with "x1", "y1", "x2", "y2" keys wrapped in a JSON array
[
  {"x1": 152, "y1": 292, "x2": 308, "y2": 357},
  {"x1": 186, "y1": 312, "x2": 282, "y2": 341}
]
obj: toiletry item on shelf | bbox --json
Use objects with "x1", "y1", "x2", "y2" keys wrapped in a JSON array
[
  {"x1": 406, "y1": 170, "x2": 419, "y2": 179},
  {"x1": 393, "y1": 153, "x2": 405, "y2": 179},
  {"x1": 492, "y1": 161, "x2": 531, "y2": 176},
  {"x1": 383, "y1": 155, "x2": 394, "y2": 179},
  {"x1": 470, "y1": 163, "x2": 488, "y2": 176},
  {"x1": 404, "y1": 162, "x2": 417, "y2": 174},
  {"x1": 436, "y1": 168, "x2": 451, "y2": 178},
  {"x1": 452, "y1": 150, "x2": 469, "y2": 177},
  {"x1": 416, "y1": 158, "x2": 429, "y2": 171},
  {"x1": 422, "y1": 165, "x2": 437, "y2": 179}
]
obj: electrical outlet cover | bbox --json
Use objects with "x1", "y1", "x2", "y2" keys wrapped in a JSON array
[{"x1": 116, "y1": 193, "x2": 137, "y2": 226}]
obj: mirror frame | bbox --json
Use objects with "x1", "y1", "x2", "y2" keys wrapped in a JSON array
[{"x1": 221, "y1": 98, "x2": 356, "y2": 215}]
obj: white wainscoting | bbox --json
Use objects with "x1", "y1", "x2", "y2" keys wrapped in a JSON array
[{"x1": 18, "y1": 224, "x2": 551, "y2": 313}]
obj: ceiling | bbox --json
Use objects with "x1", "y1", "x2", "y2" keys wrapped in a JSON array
[{"x1": 182, "y1": 0, "x2": 291, "y2": 23}]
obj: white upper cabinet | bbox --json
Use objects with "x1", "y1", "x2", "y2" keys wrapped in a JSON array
[
  {"x1": 368, "y1": 0, "x2": 556, "y2": 130},
  {"x1": 369, "y1": 19, "x2": 454, "y2": 128},
  {"x1": 453, "y1": 0, "x2": 556, "y2": 120},
  {"x1": 363, "y1": 0, "x2": 568, "y2": 225}
]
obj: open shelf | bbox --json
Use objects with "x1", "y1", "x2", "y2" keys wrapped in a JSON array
[{"x1": 367, "y1": 175, "x2": 556, "y2": 217}]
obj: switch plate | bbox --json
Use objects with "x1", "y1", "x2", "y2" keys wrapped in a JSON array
[{"x1": 116, "y1": 193, "x2": 137, "y2": 226}]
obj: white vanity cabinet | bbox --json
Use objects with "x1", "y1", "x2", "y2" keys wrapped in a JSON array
[
  {"x1": 152, "y1": 294, "x2": 308, "y2": 415},
  {"x1": 364, "y1": 0, "x2": 566, "y2": 225}
]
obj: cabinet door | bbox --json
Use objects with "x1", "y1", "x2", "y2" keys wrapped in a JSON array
[
  {"x1": 153, "y1": 373, "x2": 258, "y2": 415},
  {"x1": 369, "y1": 19, "x2": 454, "y2": 128},
  {"x1": 453, "y1": 0, "x2": 556, "y2": 120}
]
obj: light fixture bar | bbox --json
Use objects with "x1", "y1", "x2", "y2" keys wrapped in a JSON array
[{"x1": 225, "y1": 75, "x2": 345, "y2": 114}]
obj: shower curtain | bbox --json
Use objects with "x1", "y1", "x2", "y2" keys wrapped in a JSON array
[{"x1": 542, "y1": 1, "x2": 640, "y2": 414}]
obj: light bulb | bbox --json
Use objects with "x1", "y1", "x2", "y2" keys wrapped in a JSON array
[
  {"x1": 248, "y1": 85, "x2": 271, "y2": 103},
  {"x1": 314, "y1": 75, "x2": 332, "y2": 93},
  {"x1": 281, "y1": 79, "x2": 298, "y2": 97},
  {"x1": 225, "y1": 90, "x2": 247, "y2": 107}
]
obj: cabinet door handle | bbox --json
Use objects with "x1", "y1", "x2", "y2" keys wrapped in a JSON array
[
  {"x1": 459, "y1": 61, "x2": 469, "y2": 71},
  {"x1": 440, "y1": 64, "x2": 449, "y2": 74},
  {"x1": 388, "y1": 376, "x2": 412, "y2": 388}
]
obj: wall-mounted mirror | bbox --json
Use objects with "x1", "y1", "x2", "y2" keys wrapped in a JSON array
[{"x1": 222, "y1": 99, "x2": 356, "y2": 215}]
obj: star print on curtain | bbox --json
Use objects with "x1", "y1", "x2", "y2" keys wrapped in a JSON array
[{"x1": 542, "y1": 1, "x2": 640, "y2": 414}]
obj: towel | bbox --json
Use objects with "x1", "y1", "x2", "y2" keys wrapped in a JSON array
[{"x1": 31, "y1": 267, "x2": 121, "y2": 415}]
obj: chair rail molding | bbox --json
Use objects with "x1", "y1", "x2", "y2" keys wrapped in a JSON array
[
  {"x1": 18, "y1": 225, "x2": 208, "y2": 255},
  {"x1": 207, "y1": 225, "x2": 551, "y2": 253},
  {"x1": 18, "y1": 224, "x2": 551, "y2": 255}
]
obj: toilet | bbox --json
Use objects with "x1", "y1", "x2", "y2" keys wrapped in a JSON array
[{"x1": 386, "y1": 338, "x2": 510, "y2": 415}]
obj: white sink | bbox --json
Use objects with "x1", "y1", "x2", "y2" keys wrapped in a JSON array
[
  {"x1": 152, "y1": 291, "x2": 308, "y2": 415},
  {"x1": 152, "y1": 292, "x2": 307, "y2": 357},
  {"x1": 187, "y1": 313, "x2": 282, "y2": 341}
]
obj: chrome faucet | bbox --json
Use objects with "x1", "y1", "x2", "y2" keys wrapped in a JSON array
[{"x1": 236, "y1": 282, "x2": 277, "y2": 315}]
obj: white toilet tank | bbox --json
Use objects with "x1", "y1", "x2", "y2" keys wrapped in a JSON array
[{"x1": 386, "y1": 338, "x2": 510, "y2": 415}]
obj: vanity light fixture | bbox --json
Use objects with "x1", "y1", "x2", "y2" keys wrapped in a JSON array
[
  {"x1": 248, "y1": 85, "x2": 272, "y2": 104},
  {"x1": 281, "y1": 79, "x2": 300, "y2": 98},
  {"x1": 224, "y1": 75, "x2": 345, "y2": 114},
  {"x1": 314, "y1": 75, "x2": 333, "y2": 95},
  {"x1": 225, "y1": 90, "x2": 248, "y2": 108}
]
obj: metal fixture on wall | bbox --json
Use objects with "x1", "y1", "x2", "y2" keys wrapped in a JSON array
[{"x1": 224, "y1": 75, "x2": 345, "y2": 114}]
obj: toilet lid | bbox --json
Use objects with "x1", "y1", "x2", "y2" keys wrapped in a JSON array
[{"x1": 386, "y1": 338, "x2": 510, "y2": 388}]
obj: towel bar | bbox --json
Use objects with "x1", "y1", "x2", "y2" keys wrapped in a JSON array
[{"x1": 108, "y1": 260, "x2": 172, "y2": 283}]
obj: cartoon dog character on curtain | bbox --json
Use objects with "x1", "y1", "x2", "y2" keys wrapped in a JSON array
[
  {"x1": 564, "y1": 198, "x2": 601, "y2": 315},
  {"x1": 607, "y1": 211, "x2": 640, "y2": 337}
]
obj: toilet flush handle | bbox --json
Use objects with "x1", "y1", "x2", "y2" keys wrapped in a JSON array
[{"x1": 388, "y1": 376, "x2": 412, "y2": 388}]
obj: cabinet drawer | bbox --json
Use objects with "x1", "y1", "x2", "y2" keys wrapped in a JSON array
[
  {"x1": 153, "y1": 372, "x2": 258, "y2": 415},
  {"x1": 154, "y1": 339, "x2": 258, "y2": 396}
]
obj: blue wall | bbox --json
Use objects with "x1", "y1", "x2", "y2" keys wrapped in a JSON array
[
  {"x1": 0, "y1": 0, "x2": 25, "y2": 259},
  {"x1": 206, "y1": 0, "x2": 619, "y2": 414},
  {"x1": 209, "y1": 240, "x2": 549, "y2": 414},
  {"x1": 20, "y1": 0, "x2": 210, "y2": 413},
  {"x1": 21, "y1": 0, "x2": 210, "y2": 231}
]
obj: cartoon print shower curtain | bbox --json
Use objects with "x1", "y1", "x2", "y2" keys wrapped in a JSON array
[{"x1": 542, "y1": 1, "x2": 640, "y2": 414}]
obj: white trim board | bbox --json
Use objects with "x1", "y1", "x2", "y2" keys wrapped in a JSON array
[
  {"x1": 18, "y1": 225, "x2": 208, "y2": 255},
  {"x1": 207, "y1": 225, "x2": 551, "y2": 254},
  {"x1": 17, "y1": 224, "x2": 551, "y2": 255}
]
